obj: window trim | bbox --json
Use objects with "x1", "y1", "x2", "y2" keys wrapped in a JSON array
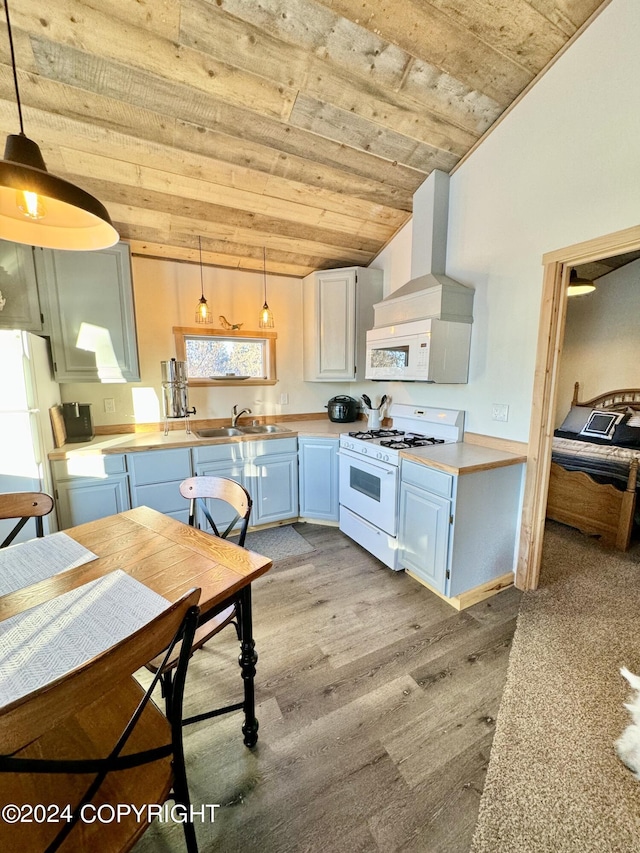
[{"x1": 173, "y1": 326, "x2": 277, "y2": 386}]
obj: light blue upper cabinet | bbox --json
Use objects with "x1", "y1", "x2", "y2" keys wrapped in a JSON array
[
  {"x1": 0, "y1": 241, "x2": 42, "y2": 332},
  {"x1": 35, "y1": 242, "x2": 140, "y2": 382}
]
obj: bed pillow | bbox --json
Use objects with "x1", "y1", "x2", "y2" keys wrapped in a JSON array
[
  {"x1": 626, "y1": 407, "x2": 640, "y2": 428},
  {"x1": 557, "y1": 405, "x2": 592, "y2": 434},
  {"x1": 578, "y1": 409, "x2": 624, "y2": 441},
  {"x1": 613, "y1": 416, "x2": 640, "y2": 448}
]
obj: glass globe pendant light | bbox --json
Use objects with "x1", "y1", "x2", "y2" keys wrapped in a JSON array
[
  {"x1": 259, "y1": 247, "x2": 274, "y2": 329},
  {"x1": 0, "y1": 0, "x2": 119, "y2": 250},
  {"x1": 195, "y1": 236, "x2": 212, "y2": 324}
]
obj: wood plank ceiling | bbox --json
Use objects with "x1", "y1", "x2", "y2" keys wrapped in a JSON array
[{"x1": 1, "y1": 0, "x2": 607, "y2": 277}]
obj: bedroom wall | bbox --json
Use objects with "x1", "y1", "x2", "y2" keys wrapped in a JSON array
[
  {"x1": 556, "y1": 258, "x2": 640, "y2": 423},
  {"x1": 372, "y1": 0, "x2": 640, "y2": 443}
]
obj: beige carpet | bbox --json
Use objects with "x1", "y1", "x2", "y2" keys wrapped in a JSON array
[{"x1": 471, "y1": 522, "x2": 640, "y2": 853}]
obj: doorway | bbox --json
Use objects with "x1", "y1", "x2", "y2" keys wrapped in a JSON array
[{"x1": 515, "y1": 223, "x2": 640, "y2": 590}]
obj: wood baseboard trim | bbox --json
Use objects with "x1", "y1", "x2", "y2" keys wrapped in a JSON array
[{"x1": 405, "y1": 570, "x2": 514, "y2": 610}]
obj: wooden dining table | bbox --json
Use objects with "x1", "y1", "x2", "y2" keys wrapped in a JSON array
[{"x1": 0, "y1": 505, "x2": 273, "y2": 747}]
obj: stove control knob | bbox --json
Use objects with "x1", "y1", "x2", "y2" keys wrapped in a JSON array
[{"x1": 362, "y1": 446, "x2": 368, "y2": 454}]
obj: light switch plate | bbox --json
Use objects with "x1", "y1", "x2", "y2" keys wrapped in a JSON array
[{"x1": 492, "y1": 403, "x2": 509, "y2": 422}]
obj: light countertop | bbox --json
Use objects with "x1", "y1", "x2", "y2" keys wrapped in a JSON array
[
  {"x1": 400, "y1": 442, "x2": 527, "y2": 475},
  {"x1": 48, "y1": 417, "x2": 348, "y2": 460}
]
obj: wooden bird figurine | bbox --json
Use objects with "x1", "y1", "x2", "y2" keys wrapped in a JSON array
[{"x1": 219, "y1": 315, "x2": 243, "y2": 330}]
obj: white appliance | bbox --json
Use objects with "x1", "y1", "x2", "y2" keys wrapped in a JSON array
[
  {"x1": 366, "y1": 170, "x2": 474, "y2": 383},
  {"x1": 0, "y1": 330, "x2": 60, "y2": 543},
  {"x1": 365, "y1": 318, "x2": 472, "y2": 383},
  {"x1": 339, "y1": 404, "x2": 464, "y2": 570}
]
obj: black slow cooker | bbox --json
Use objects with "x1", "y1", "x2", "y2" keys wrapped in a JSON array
[{"x1": 326, "y1": 395, "x2": 359, "y2": 423}]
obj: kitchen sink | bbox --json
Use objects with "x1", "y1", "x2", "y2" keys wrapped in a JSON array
[
  {"x1": 237, "y1": 425, "x2": 289, "y2": 434},
  {"x1": 194, "y1": 424, "x2": 290, "y2": 438},
  {"x1": 194, "y1": 427, "x2": 243, "y2": 438}
]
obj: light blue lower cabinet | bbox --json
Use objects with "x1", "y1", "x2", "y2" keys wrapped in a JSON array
[
  {"x1": 398, "y1": 458, "x2": 525, "y2": 598},
  {"x1": 193, "y1": 438, "x2": 299, "y2": 527},
  {"x1": 127, "y1": 448, "x2": 192, "y2": 524},
  {"x1": 398, "y1": 481, "x2": 450, "y2": 594},
  {"x1": 250, "y1": 453, "x2": 299, "y2": 525},
  {"x1": 55, "y1": 475, "x2": 130, "y2": 529},
  {"x1": 52, "y1": 454, "x2": 130, "y2": 529},
  {"x1": 298, "y1": 437, "x2": 339, "y2": 522}
]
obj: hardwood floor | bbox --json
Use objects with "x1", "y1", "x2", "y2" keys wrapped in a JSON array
[{"x1": 134, "y1": 524, "x2": 521, "y2": 853}]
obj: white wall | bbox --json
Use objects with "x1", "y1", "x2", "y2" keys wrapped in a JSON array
[
  {"x1": 61, "y1": 257, "x2": 350, "y2": 427},
  {"x1": 556, "y1": 258, "x2": 640, "y2": 422},
  {"x1": 370, "y1": 0, "x2": 640, "y2": 442}
]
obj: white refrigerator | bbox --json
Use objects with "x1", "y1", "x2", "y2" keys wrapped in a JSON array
[{"x1": 0, "y1": 330, "x2": 61, "y2": 543}]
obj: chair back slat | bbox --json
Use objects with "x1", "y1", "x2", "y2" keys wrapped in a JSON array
[
  {"x1": 179, "y1": 477, "x2": 252, "y2": 546},
  {"x1": 0, "y1": 492, "x2": 54, "y2": 520},
  {"x1": 0, "y1": 492, "x2": 55, "y2": 548},
  {"x1": 0, "y1": 587, "x2": 201, "y2": 754},
  {"x1": 179, "y1": 477, "x2": 250, "y2": 516}
]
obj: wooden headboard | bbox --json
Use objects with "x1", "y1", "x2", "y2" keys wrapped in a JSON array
[{"x1": 571, "y1": 382, "x2": 640, "y2": 411}]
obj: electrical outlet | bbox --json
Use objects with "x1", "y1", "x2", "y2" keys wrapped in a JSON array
[
  {"x1": 492, "y1": 403, "x2": 509, "y2": 422},
  {"x1": 104, "y1": 398, "x2": 116, "y2": 414},
  {"x1": 280, "y1": 393, "x2": 289, "y2": 405}
]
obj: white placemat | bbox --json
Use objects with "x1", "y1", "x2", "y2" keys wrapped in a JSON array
[
  {"x1": 0, "y1": 570, "x2": 171, "y2": 708},
  {"x1": 0, "y1": 532, "x2": 97, "y2": 598}
]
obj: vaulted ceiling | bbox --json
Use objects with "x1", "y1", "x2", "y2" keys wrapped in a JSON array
[{"x1": 2, "y1": 0, "x2": 607, "y2": 277}]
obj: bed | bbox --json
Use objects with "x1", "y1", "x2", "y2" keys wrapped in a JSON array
[{"x1": 547, "y1": 383, "x2": 640, "y2": 550}]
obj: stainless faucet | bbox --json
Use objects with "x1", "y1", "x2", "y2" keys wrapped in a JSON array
[{"x1": 231, "y1": 404, "x2": 252, "y2": 427}]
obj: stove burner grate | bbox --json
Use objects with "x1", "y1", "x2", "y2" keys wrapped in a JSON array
[
  {"x1": 347, "y1": 428, "x2": 404, "y2": 440},
  {"x1": 379, "y1": 434, "x2": 445, "y2": 449}
]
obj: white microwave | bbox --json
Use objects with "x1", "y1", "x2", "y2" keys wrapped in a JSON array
[{"x1": 365, "y1": 319, "x2": 471, "y2": 383}]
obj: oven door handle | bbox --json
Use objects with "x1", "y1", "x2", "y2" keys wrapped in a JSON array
[{"x1": 338, "y1": 451, "x2": 396, "y2": 475}]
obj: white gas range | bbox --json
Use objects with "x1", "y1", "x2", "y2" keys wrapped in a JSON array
[{"x1": 338, "y1": 404, "x2": 464, "y2": 570}]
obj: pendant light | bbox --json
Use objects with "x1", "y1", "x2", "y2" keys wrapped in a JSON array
[
  {"x1": 259, "y1": 247, "x2": 274, "y2": 329},
  {"x1": 0, "y1": 0, "x2": 118, "y2": 250},
  {"x1": 195, "y1": 236, "x2": 212, "y2": 323},
  {"x1": 567, "y1": 268, "x2": 596, "y2": 297}
]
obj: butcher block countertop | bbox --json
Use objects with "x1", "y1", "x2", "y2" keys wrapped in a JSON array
[
  {"x1": 400, "y1": 442, "x2": 527, "y2": 475},
  {"x1": 48, "y1": 417, "x2": 347, "y2": 460}
]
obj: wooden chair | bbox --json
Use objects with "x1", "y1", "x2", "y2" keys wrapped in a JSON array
[
  {"x1": 0, "y1": 491, "x2": 54, "y2": 548},
  {"x1": 146, "y1": 476, "x2": 252, "y2": 726},
  {"x1": 0, "y1": 588, "x2": 201, "y2": 853}
]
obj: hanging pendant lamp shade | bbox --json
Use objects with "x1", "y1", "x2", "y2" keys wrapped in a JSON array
[
  {"x1": 0, "y1": 0, "x2": 118, "y2": 250},
  {"x1": 195, "y1": 236, "x2": 212, "y2": 324},
  {"x1": 567, "y1": 268, "x2": 596, "y2": 297},
  {"x1": 259, "y1": 247, "x2": 274, "y2": 329}
]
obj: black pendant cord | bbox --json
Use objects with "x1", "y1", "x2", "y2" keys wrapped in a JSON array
[
  {"x1": 4, "y1": 0, "x2": 24, "y2": 135},
  {"x1": 263, "y1": 247, "x2": 267, "y2": 304},
  {"x1": 199, "y1": 236, "x2": 205, "y2": 298}
]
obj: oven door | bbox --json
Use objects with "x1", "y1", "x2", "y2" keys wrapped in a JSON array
[{"x1": 338, "y1": 448, "x2": 398, "y2": 535}]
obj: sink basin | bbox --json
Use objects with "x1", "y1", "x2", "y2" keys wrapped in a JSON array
[
  {"x1": 237, "y1": 425, "x2": 289, "y2": 434},
  {"x1": 194, "y1": 427, "x2": 243, "y2": 438}
]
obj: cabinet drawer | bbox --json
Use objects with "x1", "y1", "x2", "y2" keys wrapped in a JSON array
[
  {"x1": 192, "y1": 442, "x2": 245, "y2": 465},
  {"x1": 249, "y1": 437, "x2": 298, "y2": 458},
  {"x1": 52, "y1": 453, "x2": 126, "y2": 481},
  {"x1": 131, "y1": 481, "x2": 186, "y2": 514},
  {"x1": 128, "y1": 448, "x2": 191, "y2": 486},
  {"x1": 401, "y1": 459, "x2": 452, "y2": 498}
]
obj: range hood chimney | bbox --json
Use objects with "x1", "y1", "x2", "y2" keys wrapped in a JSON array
[{"x1": 372, "y1": 170, "x2": 474, "y2": 327}]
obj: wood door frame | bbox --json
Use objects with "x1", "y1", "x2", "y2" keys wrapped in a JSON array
[{"x1": 516, "y1": 223, "x2": 640, "y2": 590}]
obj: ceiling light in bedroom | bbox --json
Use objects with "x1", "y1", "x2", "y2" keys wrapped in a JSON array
[{"x1": 567, "y1": 268, "x2": 596, "y2": 297}]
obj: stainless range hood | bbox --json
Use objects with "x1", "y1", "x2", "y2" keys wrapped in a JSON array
[{"x1": 372, "y1": 170, "x2": 474, "y2": 328}]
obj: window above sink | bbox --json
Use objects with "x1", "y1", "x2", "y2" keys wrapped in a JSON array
[{"x1": 173, "y1": 326, "x2": 277, "y2": 386}]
